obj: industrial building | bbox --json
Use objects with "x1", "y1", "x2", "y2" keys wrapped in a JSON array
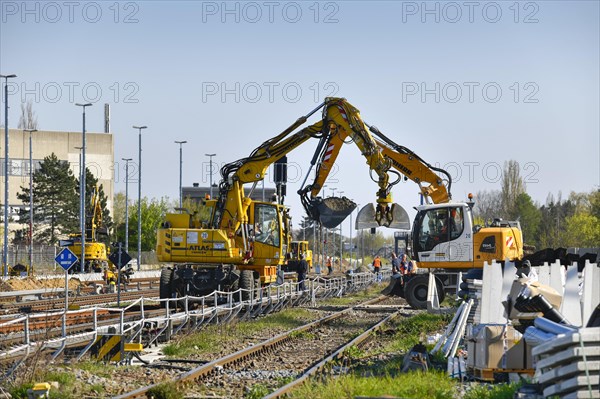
[{"x1": 1, "y1": 128, "x2": 114, "y2": 224}]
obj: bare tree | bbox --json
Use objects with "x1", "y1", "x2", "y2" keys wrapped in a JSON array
[
  {"x1": 474, "y1": 189, "x2": 503, "y2": 223},
  {"x1": 501, "y1": 160, "x2": 525, "y2": 218},
  {"x1": 18, "y1": 100, "x2": 38, "y2": 130}
]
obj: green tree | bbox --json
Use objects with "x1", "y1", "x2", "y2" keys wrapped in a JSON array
[
  {"x1": 512, "y1": 193, "x2": 541, "y2": 247},
  {"x1": 501, "y1": 160, "x2": 525, "y2": 218},
  {"x1": 128, "y1": 197, "x2": 171, "y2": 251},
  {"x1": 562, "y1": 213, "x2": 600, "y2": 247},
  {"x1": 559, "y1": 190, "x2": 600, "y2": 247},
  {"x1": 16, "y1": 154, "x2": 79, "y2": 244}
]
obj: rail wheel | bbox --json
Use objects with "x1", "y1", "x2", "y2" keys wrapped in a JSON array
[{"x1": 404, "y1": 274, "x2": 445, "y2": 309}]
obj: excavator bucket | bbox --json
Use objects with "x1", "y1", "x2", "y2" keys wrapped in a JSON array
[
  {"x1": 314, "y1": 197, "x2": 357, "y2": 228},
  {"x1": 355, "y1": 203, "x2": 411, "y2": 230}
]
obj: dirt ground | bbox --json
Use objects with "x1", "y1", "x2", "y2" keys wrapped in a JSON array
[{"x1": 0, "y1": 277, "x2": 82, "y2": 292}]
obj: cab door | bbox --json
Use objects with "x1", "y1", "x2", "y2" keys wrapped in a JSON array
[{"x1": 413, "y1": 206, "x2": 472, "y2": 264}]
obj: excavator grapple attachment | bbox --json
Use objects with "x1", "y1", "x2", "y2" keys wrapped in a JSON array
[
  {"x1": 355, "y1": 203, "x2": 411, "y2": 230},
  {"x1": 313, "y1": 197, "x2": 356, "y2": 228}
]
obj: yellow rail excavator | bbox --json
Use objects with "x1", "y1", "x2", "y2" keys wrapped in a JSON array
[
  {"x1": 156, "y1": 97, "x2": 527, "y2": 306},
  {"x1": 67, "y1": 185, "x2": 110, "y2": 273}
]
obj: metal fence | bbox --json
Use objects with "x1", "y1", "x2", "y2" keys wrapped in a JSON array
[{"x1": 1, "y1": 245, "x2": 159, "y2": 273}]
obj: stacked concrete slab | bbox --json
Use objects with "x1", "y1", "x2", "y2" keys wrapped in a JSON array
[{"x1": 532, "y1": 327, "x2": 600, "y2": 398}]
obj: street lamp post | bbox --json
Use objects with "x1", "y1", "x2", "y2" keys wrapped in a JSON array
[
  {"x1": 25, "y1": 128, "x2": 37, "y2": 274},
  {"x1": 175, "y1": 141, "x2": 187, "y2": 210},
  {"x1": 1, "y1": 73, "x2": 16, "y2": 276},
  {"x1": 122, "y1": 158, "x2": 132, "y2": 251},
  {"x1": 133, "y1": 125, "x2": 147, "y2": 271},
  {"x1": 75, "y1": 103, "x2": 92, "y2": 273},
  {"x1": 75, "y1": 146, "x2": 83, "y2": 267},
  {"x1": 205, "y1": 153, "x2": 216, "y2": 198}
]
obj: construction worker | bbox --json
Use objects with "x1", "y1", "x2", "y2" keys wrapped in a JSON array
[
  {"x1": 373, "y1": 255, "x2": 382, "y2": 282},
  {"x1": 103, "y1": 267, "x2": 117, "y2": 293},
  {"x1": 297, "y1": 253, "x2": 308, "y2": 292},
  {"x1": 391, "y1": 252, "x2": 401, "y2": 275},
  {"x1": 326, "y1": 256, "x2": 333, "y2": 275}
]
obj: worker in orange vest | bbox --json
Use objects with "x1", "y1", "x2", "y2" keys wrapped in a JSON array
[
  {"x1": 326, "y1": 256, "x2": 333, "y2": 275},
  {"x1": 372, "y1": 255, "x2": 382, "y2": 282}
]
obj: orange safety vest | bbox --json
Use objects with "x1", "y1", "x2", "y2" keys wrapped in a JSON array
[
  {"x1": 326, "y1": 258, "x2": 332, "y2": 267},
  {"x1": 373, "y1": 258, "x2": 381, "y2": 268}
]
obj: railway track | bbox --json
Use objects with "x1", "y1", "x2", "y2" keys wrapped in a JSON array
[
  {"x1": 0, "y1": 298, "x2": 163, "y2": 336},
  {"x1": 1, "y1": 272, "x2": 390, "y2": 386},
  {"x1": 114, "y1": 295, "x2": 409, "y2": 399},
  {"x1": 0, "y1": 288, "x2": 159, "y2": 316}
]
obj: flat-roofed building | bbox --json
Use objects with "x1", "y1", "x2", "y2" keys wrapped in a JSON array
[{"x1": 2, "y1": 128, "x2": 114, "y2": 220}]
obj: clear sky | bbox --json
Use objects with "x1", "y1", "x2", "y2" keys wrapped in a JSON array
[{"x1": 1, "y1": 0, "x2": 599, "y2": 232}]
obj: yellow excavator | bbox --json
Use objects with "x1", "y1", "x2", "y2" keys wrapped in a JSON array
[
  {"x1": 156, "y1": 97, "x2": 525, "y2": 306},
  {"x1": 67, "y1": 185, "x2": 110, "y2": 273}
]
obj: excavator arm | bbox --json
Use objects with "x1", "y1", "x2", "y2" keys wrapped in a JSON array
[{"x1": 212, "y1": 97, "x2": 451, "y2": 236}]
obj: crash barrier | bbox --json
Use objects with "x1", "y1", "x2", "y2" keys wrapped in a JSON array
[{"x1": 0, "y1": 272, "x2": 384, "y2": 374}]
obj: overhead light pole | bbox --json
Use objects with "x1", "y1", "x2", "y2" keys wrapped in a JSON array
[
  {"x1": 205, "y1": 153, "x2": 216, "y2": 198},
  {"x1": 75, "y1": 103, "x2": 92, "y2": 273},
  {"x1": 24, "y1": 128, "x2": 37, "y2": 274},
  {"x1": 133, "y1": 125, "x2": 147, "y2": 271},
  {"x1": 75, "y1": 146, "x2": 83, "y2": 268},
  {"x1": 175, "y1": 141, "x2": 187, "y2": 210},
  {"x1": 1, "y1": 73, "x2": 16, "y2": 276},
  {"x1": 122, "y1": 158, "x2": 132, "y2": 251}
]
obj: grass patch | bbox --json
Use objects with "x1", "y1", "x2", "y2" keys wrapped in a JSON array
[
  {"x1": 245, "y1": 383, "x2": 271, "y2": 399},
  {"x1": 162, "y1": 329, "x2": 222, "y2": 357},
  {"x1": 289, "y1": 330, "x2": 316, "y2": 339},
  {"x1": 44, "y1": 371, "x2": 75, "y2": 387},
  {"x1": 163, "y1": 308, "x2": 314, "y2": 357},
  {"x1": 76, "y1": 359, "x2": 116, "y2": 378},
  {"x1": 289, "y1": 370, "x2": 456, "y2": 399},
  {"x1": 463, "y1": 382, "x2": 521, "y2": 399},
  {"x1": 343, "y1": 345, "x2": 365, "y2": 360},
  {"x1": 8, "y1": 383, "x2": 33, "y2": 399},
  {"x1": 387, "y1": 313, "x2": 451, "y2": 353},
  {"x1": 146, "y1": 382, "x2": 183, "y2": 399},
  {"x1": 319, "y1": 286, "x2": 381, "y2": 306}
]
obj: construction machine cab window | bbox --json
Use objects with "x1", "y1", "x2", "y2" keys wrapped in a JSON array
[
  {"x1": 416, "y1": 206, "x2": 464, "y2": 252},
  {"x1": 197, "y1": 202, "x2": 214, "y2": 228},
  {"x1": 254, "y1": 204, "x2": 280, "y2": 247}
]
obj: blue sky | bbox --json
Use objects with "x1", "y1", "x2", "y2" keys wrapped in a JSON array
[{"x1": 1, "y1": 0, "x2": 599, "y2": 231}]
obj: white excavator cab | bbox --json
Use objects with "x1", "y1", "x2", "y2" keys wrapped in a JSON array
[{"x1": 411, "y1": 204, "x2": 474, "y2": 266}]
